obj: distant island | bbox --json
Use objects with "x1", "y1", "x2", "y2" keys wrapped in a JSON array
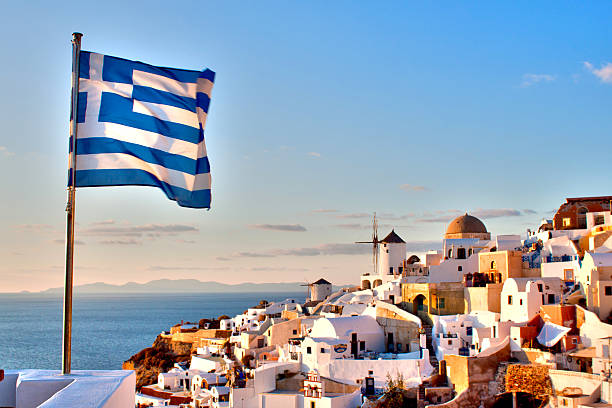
[{"x1": 9, "y1": 279, "x2": 335, "y2": 295}]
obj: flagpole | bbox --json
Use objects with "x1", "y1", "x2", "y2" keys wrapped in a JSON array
[{"x1": 63, "y1": 32, "x2": 82, "y2": 375}]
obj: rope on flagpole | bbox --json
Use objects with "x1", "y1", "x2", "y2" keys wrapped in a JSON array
[{"x1": 63, "y1": 31, "x2": 82, "y2": 375}]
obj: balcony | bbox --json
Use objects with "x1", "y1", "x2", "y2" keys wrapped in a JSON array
[{"x1": 542, "y1": 255, "x2": 579, "y2": 263}]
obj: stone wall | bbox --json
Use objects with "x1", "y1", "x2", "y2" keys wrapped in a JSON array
[
  {"x1": 464, "y1": 284, "x2": 502, "y2": 313},
  {"x1": 444, "y1": 342, "x2": 510, "y2": 394},
  {"x1": 505, "y1": 364, "x2": 552, "y2": 398}
]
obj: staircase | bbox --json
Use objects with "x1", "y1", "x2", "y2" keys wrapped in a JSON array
[{"x1": 422, "y1": 324, "x2": 439, "y2": 371}]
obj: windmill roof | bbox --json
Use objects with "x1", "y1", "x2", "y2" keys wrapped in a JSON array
[
  {"x1": 313, "y1": 278, "x2": 331, "y2": 285},
  {"x1": 381, "y1": 229, "x2": 405, "y2": 243}
]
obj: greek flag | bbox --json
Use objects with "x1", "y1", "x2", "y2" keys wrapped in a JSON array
[{"x1": 72, "y1": 51, "x2": 215, "y2": 208}]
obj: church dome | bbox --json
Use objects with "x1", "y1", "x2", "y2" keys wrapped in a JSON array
[{"x1": 446, "y1": 214, "x2": 487, "y2": 235}]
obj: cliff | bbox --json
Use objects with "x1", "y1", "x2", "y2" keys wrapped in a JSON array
[{"x1": 123, "y1": 335, "x2": 192, "y2": 390}]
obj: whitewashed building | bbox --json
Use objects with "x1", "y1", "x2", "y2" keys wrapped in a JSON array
[{"x1": 501, "y1": 277, "x2": 563, "y2": 323}]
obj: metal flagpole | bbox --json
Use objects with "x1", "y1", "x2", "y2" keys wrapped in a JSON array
[{"x1": 63, "y1": 32, "x2": 82, "y2": 375}]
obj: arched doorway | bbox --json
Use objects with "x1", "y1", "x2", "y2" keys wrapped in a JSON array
[
  {"x1": 457, "y1": 248, "x2": 466, "y2": 259},
  {"x1": 373, "y1": 279, "x2": 382, "y2": 288},
  {"x1": 362, "y1": 280, "x2": 371, "y2": 290},
  {"x1": 413, "y1": 294, "x2": 428, "y2": 314}
]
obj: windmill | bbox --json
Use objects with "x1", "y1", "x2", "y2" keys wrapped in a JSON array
[
  {"x1": 300, "y1": 279, "x2": 311, "y2": 302},
  {"x1": 355, "y1": 213, "x2": 380, "y2": 275}
]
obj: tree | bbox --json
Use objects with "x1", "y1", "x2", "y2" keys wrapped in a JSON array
[{"x1": 377, "y1": 373, "x2": 412, "y2": 408}]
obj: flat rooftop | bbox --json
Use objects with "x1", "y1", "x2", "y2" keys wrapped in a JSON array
[{"x1": 0, "y1": 369, "x2": 135, "y2": 408}]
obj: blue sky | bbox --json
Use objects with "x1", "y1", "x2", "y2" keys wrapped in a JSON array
[{"x1": 1, "y1": 2, "x2": 611, "y2": 292}]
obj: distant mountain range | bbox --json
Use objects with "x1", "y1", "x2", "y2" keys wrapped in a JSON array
[{"x1": 16, "y1": 279, "x2": 316, "y2": 295}]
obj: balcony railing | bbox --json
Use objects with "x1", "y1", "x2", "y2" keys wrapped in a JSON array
[{"x1": 542, "y1": 255, "x2": 579, "y2": 263}]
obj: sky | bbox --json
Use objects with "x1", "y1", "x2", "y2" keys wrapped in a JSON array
[{"x1": 0, "y1": 2, "x2": 611, "y2": 292}]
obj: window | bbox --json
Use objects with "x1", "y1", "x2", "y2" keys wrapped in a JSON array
[
  {"x1": 595, "y1": 214, "x2": 605, "y2": 226},
  {"x1": 520, "y1": 299, "x2": 523, "y2": 305},
  {"x1": 457, "y1": 248, "x2": 466, "y2": 259},
  {"x1": 563, "y1": 218, "x2": 571, "y2": 227},
  {"x1": 389, "y1": 267, "x2": 394, "y2": 275},
  {"x1": 466, "y1": 326, "x2": 473, "y2": 336},
  {"x1": 606, "y1": 286, "x2": 612, "y2": 296},
  {"x1": 360, "y1": 341, "x2": 365, "y2": 351},
  {"x1": 572, "y1": 338, "x2": 578, "y2": 344},
  {"x1": 548, "y1": 294, "x2": 555, "y2": 304},
  {"x1": 537, "y1": 284, "x2": 543, "y2": 292},
  {"x1": 468, "y1": 248, "x2": 473, "y2": 256},
  {"x1": 438, "y1": 298, "x2": 445, "y2": 309},
  {"x1": 311, "y1": 402, "x2": 316, "y2": 408},
  {"x1": 508, "y1": 295, "x2": 513, "y2": 305},
  {"x1": 320, "y1": 348, "x2": 326, "y2": 353},
  {"x1": 458, "y1": 266, "x2": 462, "y2": 272},
  {"x1": 448, "y1": 340, "x2": 452, "y2": 345},
  {"x1": 448, "y1": 249, "x2": 453, "y2": 258},
  {"x1": 491, "y1": 260, "x2": 496, "y2": 269},
  {"x1": 306, "y1": 347, "x2": 312, "y2": 354},
  {"x1": 564, "y1": 269, "x2": 574, "y2": 281},
  {"x1": 293, "y1": 329, "x2": 297, "y2": 335},
  {"x1": 397, "y1": 343, "x2": 402, "y2": 352}
]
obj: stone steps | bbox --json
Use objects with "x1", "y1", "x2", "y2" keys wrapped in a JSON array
[{"x1": 422, "y1": 324, "x2": 439, "y2": 369}]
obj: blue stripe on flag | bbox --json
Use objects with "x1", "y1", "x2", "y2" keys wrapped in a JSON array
[
  {"x1": 99, "y1": 93, "x2": 200, "y2": 144},
  {"x1": 199, "y1": 69, "x2": 216, "y2": 83},
  {"x1": 79, "y1": 51, "x2": 90, "y2": 79},
  {"x1": 102, "y1": 54, "x2": 202, "y2": 85},
  {"x1": 77, "y1": 92, "x2": 88, "y2": 123},
  {"x1": 76, "y1": 137, "x2": 210, "y2": 174},
  {"x1": 132, "y1": 85, "x2": 196, "y2": 112},
  {"x1": 75, "y1": 169, "x2": 211, "y2": 208},
  {"x1": 196, "y1": 92, "x2": 211, "y2": 113}
]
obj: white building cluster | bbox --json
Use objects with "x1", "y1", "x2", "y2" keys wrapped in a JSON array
[{"x1": 140, "y1": 196, "x2": 612, "y2": 408}]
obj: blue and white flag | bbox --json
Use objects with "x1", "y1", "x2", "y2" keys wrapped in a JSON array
[{"x1": 72, "y1": 51, "x2": 215, "y2": 208}]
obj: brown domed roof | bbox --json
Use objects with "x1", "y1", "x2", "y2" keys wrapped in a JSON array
[{"x1": 446, "y1": 214, "x2": 487, "y2": 235}]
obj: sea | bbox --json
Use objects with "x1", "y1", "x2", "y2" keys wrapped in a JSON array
[{"x1": 0, "y1": 292, "x2": 303, "y2": 370}]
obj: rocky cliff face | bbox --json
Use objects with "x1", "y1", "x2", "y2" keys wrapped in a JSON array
[{"x1": 123, "y1": 335, "x2": 192, "y2": 390}]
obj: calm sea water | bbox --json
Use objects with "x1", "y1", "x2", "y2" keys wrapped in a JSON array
[{"x1": 0, "y1": 292, "x2": 303, "y2": 370}]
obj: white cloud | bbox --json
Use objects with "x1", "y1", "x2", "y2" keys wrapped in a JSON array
[
  {"x1": 584, "y1": 62, "x2": 612, "y2": 83},
  {"x1": 90, "y1": 219, "x2": 115, "y2": 226},
  {"x1": 250, "y1": 224, "x2": 307, "y2": 232},
  {"x1": 521, "y1": 73, "x2": 556, "y2": 87},
  {"x1": 100, "y1": 239, "x2": 141, "y2": 245},
  {"x1": 81, "y1": 222, "x2": 198, "y2": 237},
  {"x1": 400, "y1": 184, "x2": 429, "y2": 192},
  {"x1": 471, "y1": 208, "x2": 522, "y2": 218},
  {"x1": 334, "y1": 213, "x2": 371, "y2": 219},
  {"x1": 311, "y1": 209, "x2": 339, "y2": 213},
  {"x1": 0, "y1": 146, "x2": 15, "y2": 157},
  {"x1": 308, "y1": 152, "x2": 321, "y2": 158}
]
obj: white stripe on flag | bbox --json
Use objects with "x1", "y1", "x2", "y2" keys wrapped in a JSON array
[
  {"x1": 132, "y1": 70, "x2": 197, "y2": 98},
  {"x1": 77, "y1": 153, "x2": 211, "y2": 191},
  {"x1": 197, "y1": 77, "x2": 214, "y2": 96},
  {"x1": 77, "y1": 122, "x2": 207, "y2": 160},
  {"x1": 132, "y1": 100, "x2": 199, "y2": 128}
]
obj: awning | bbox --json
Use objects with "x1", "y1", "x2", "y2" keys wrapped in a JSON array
[
  {"x1": 569, "y1": 347, "x2": 596, "y2": 359},
  {"x1": 536, "y1": 321, "x2": 571, "y2": 347}
]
